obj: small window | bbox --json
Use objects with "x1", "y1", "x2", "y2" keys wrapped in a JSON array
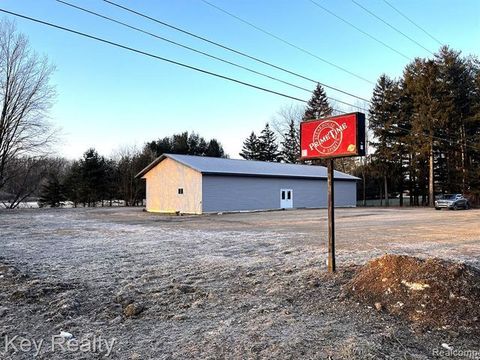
[
  {"x1": 178, "y1": 188, "x2": 184, "y2": 195},
  {"x1": 287, "y1": 191, "x2": 291, "y2": 200},
  {"x1": 281, "y1": 191, "x2": 285, "y2": 200}
]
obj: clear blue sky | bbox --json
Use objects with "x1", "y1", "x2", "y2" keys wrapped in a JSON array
[{"x1": 1, "y1": 0, "x2": 479, "y2": 159}]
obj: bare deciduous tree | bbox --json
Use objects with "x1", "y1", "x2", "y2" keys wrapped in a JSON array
[
  {"x1": 1, "y1": 156, "x2": 46, "y2": 208},
  {"x1": 270, "y1": 104, "x2": 305, "y2": 141},
  {"x1": 0, "y1": 19, "x2": 56, "y2": 191},
  {"x1": 112, "y1": 145, "x2": 155, "y2": 206}
]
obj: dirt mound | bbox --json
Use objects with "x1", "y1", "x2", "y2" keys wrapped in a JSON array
[{"x1": 344, "y1": 254, "x2": 480, "y2": 330}]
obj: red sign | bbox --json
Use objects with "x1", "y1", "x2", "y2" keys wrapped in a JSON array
[{"x1": 300, "y1": 112, "x2": 366, "y2": 160}]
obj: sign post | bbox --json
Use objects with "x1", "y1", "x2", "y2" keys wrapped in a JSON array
[
  {"x1": 300, "y1": 112, "x2": 366, "y2": 273},
  {"x1": 327, "y1": 158, "x2": 335, "y2": 272}
]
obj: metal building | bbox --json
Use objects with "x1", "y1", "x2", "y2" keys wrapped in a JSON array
[{"x1": 136, "y1": 154, "x2": 358, "y2": 214}]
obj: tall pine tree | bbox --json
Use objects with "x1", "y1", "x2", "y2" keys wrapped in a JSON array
[
  {"x1": 303, "y1": 83, "x2": 333, "y2": 120},
  {"x1": 205, "y1": 139, "x2": 225, "y2": 157},
  {"x1": 369, "y1": 74, "x2": 402, "y2": 206},
  {"x1": 38, "y1": 173, "x2": 66, "y2": 208},
  {"x1": 81, "y1": 148, "x2": 109, "y2": 207},
  {"x1": 303, "y1": 83, "x2": 334, "y2": 167},
  {"x1": 239, "y1": 132, "x2": 260, "y2": 160},
  {"x1": 281, "y1": 119, "x2": 300, "y2": 163},
  {"x1": 404, "y1": 59, "x2": 443, "y2": 206},
  {"x1": 365, "y1": 46, "x2": 480, "y2": 207},
  {"x1": 434, "y1": 46, "x2": 477, "y2": 195},
  {"x1": 258, "y1": 123, "x2": 280, "y2": 162},
  {"x1": 64, "y1": 160, "x2": 82, "y2": 207}
]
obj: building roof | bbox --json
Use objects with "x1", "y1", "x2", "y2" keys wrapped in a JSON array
[{"x1": 137, "y1": 154, "x2": 359, "y2": 181}]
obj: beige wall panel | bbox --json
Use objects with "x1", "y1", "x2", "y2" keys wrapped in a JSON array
[{"x1": 143, "y1": 158, "x2": 202, "y2": 214}]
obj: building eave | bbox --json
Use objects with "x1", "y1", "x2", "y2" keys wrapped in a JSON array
[
  {"x1": 135, "y1": 154, "x2": 203, "y2": 179},
  {"x1": 201, "y1": 172, "x2": 359, "y2": 181},
  {"x1": 136, "y1": 154, "x2": 360, "y2": 181}
]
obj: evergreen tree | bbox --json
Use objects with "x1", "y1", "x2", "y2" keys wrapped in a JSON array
[
  {"x1": 239, "y1": 132, "x2": 260, "y2": 160},
  {"x1": 147, "y1": 132, "x2": 225, "y2": 157},
  {"x1": 258, "y1": 123, "x2": 280, "y2": 162},
  {"x1": 369, "y1": 74, "x2": 403, "y2": 206},
  {"x1": 146, "y1": 137, "x2": 171, "y2": 156},
  {"x1": 303, "y1": 83, "x2": 333, "y2": 120},
  {"x1": 205, "y1": 139, "x2": 225, "y2": 157},
  {"x1": 470, "y1": 58, "x2": 480, "y2": 203},
  {"x1": 363, "y1": 46, "x2": 480, "y2": 207},
  {"x1": 171, "y1": 132, "x2": 190, "y2": 154},
  {"x1": 281, "y1": 119, "x2": 300, "y2": 163},
  {"x1": 404, "y1": 59, "x2": 443, "y2": 206},
  {"x1": 68, "y1": 148, "x2": 110, "y2": 207},
  {"x1": 102, "y1": 159, "x2": 119, "y2": 206},
  {"x1": 64, "y1": 160, "x2": 82, "y2": 207},
  {"x1": 196, "y1": 138, "x2": 209, "y2": 156},
  {"x1": 186, "y1": 132, "x2": 207, "y2": 155},
  {"x1": 38, "y1": 174, "x2": 66, "y2": 208},
  {"x1": 434, "y1": 47, "x2": 477, "y2": 195}
]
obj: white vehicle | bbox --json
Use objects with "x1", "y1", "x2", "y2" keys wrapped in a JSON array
[{"x1": 435, "y1": 194, "x2": 470, "y2": 210}]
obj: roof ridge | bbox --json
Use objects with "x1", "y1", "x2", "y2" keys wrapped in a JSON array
[
  {"x1": 137, "y1": 153, "x2": 359, "y2": 180},
  {"x1": 166, "y1": 153, "x2": 325, "y2": 168}
]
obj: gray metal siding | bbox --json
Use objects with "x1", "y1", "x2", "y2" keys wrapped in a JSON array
[{"x1": 202, "y1": 175, "x2": 356, "y2": 212}]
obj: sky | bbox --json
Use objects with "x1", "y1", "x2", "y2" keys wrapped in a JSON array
[{"x1": 1, "y1": 0, "x2": 479, "y2": 159}]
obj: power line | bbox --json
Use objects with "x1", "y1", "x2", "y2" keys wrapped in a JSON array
[
  {"x1": 199, "y1": 0, "x2": 375, "y2": 85},
  {"x1": 377, "y1": 123, "x2": 480, "y2": 152},
  {"x1": 351, "y1": 0, "x2": 434, "y2": 55},
  {"x1": 0, "y1": 8, "x2": 309, "y2": 104},
  {"x1": 382, "y1": 0, "x2": 443, "y2": 47},
  {"x1": 102, "y1": 0, "x2": 372, "y2": 103},
  {"x1": 367, "y1": 116, "x2": 480, "y2": 152},
  {"x1": 56, "y1": 0, "x2": 367, "y2": 112},
  {"x1": 1, "y1": 8, "x2": 473, "y2": 151},
  {"x1": 57, "y1": 1, "x2": 311, "y2": 94},
  {"x1": 307, "y1": 0, "x2": 411, "y2": 61}
]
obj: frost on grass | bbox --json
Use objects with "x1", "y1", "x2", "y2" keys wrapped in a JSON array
[{"x1": 0, "y1": 207, "x2": 479, "y2": 359}]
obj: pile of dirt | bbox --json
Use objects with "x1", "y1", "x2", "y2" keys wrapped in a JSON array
[{"x1": 344, "y1": 254, "x2": 480, "y2": 331}]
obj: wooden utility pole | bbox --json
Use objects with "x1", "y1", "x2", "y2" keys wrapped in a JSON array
[{"x1": 327, "y1": 158, "x2": 336, "y2": 273}]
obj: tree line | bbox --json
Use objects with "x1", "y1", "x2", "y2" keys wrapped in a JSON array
[
  {"x1": 34, "y1": 132, "x2": 226, "y2": 208},
  {"x1": 1, "y1": 18, "x2": 479, "y2": 208},
  {"x1": 0, "y1": 21, "x2": 227, "y2": 209},
  {"x1": 239, "y1": 46, "x2": 480, "y2": 206},
  {"x1": 362, "y1": 46, "x2": 480, "y2": 206}
]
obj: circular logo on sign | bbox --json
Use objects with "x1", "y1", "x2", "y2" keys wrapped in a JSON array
[{"x1": 312, "y1": 120, "x2": 343, "y2": 155}]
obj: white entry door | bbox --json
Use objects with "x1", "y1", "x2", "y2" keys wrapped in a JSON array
[{"x1": 280, "y1": 189, "x2": 293, "y2": 209}]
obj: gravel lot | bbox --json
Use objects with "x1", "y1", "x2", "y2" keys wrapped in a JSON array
[{"x1": 0, "y1": 207, "x2": 479, "y2": 359}]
